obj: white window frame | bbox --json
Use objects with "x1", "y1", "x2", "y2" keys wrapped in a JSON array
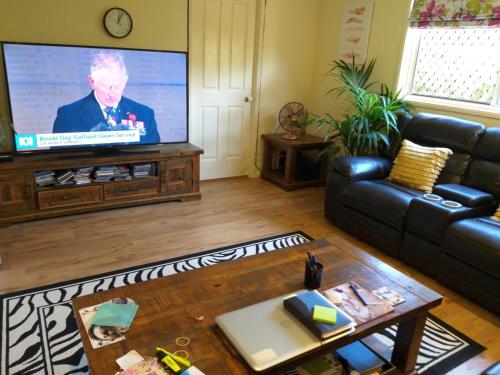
[{"x1": 398, "y1": 28, "x2": 500, "y2": 118}]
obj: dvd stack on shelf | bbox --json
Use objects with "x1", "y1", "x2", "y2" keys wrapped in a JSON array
[
  {"x1": 74, "y1": 167, "x2": 94, "y2": 185},
  {"x1": 114, "y1": 165, "x2": 131, "y2": 180},
  {"x1": 55, "y1": 170, "x2": 75, "y2": 185},
  {"x1": 94, "y1": 166, "x2": 116, "y2": 182},
  {"x1": 35, "y1": 170, "x2": 56, "y2": 187},
  {"x1": 131, "y1": 163, "x2": 153, "y2": 178}
]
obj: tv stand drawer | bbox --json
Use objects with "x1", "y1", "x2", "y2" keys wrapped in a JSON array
[
  {"x1": 38, "y1": 186, "x2": 103, "y2": 209},
  {"x1": 104, "y1": 179, "x2": 159, "y2": 200}
]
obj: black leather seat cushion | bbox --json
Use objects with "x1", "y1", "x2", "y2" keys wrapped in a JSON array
[
  {"x1": 435, "y1": 153, "x2": 472, "y2": 184},
  {"x1": 443, "y1": 217, "x2": 500, "y2": 278},
  {"x1": 474, "y1": 127, "x2": 500, "y2": 162},
  {"x1": 341, "y1": 180, "x2": 423, "y2": 230},
  {"x1": 463, "y1": 160, "x2": 500, "y2": 199},
  {"x1": 463, "y1": 128, "x2": 500, "y2": 199}
]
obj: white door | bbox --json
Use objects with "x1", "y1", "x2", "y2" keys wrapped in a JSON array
[{"x1": 189, "y1": 0, "x2": 257, "y2": 180}]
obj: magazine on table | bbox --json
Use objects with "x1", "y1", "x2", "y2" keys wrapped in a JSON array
[
  {"x1": 78, "y1": 297, "x2": 137, "y2": 349},
  {"x1": 322, "y1": 282, "x2": 394, "y2": 325},
  {"x1": 372, "y1": 286, "x2": 406, "y2": 306}
]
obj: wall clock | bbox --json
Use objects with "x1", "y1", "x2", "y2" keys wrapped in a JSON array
[{"x1": 103, "y1": 8, "x2": 133, "y2": 38}]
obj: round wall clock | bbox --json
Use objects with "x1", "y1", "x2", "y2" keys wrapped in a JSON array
[{"x1": 103, "y1": 8, "x2": 133, "y2": 38}]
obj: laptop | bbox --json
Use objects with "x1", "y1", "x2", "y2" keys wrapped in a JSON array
[{"x1": 215, "y1": 290, "x2": 355, "y2": 372}]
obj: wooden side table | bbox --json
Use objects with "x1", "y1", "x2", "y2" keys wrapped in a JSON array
[{"x1": 261, "y1": 133, "x2": 331, "y2": 191}]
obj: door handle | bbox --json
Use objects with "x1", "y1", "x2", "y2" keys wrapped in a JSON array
[{"x1": 244, "y1": 95, "x2": 253, "y2": 103}]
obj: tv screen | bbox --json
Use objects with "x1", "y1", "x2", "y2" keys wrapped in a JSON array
[{"x1": 1, "y1": 42, "x2": 188, "y2": 152}]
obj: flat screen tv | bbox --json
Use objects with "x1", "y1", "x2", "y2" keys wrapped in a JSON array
[{"x1": 1, "y1": 42, "x2": 188, "y2": 153}]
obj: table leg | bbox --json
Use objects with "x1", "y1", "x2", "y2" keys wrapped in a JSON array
[
  {"x1": 262, "y1": 140, "x2": 272, "y2": 173},
  {"x1": 391, "y1": 311, "x2": 427, "y2": 374}
]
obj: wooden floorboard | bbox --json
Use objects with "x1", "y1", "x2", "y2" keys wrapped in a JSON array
[{"x1": 0, "y1": 177, "x2": 498, "y2": 373}]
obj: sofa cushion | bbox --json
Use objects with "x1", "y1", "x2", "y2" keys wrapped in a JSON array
[
  {"x1": 442, "y1": 217, "x2": 500, "y2": 278},
  {"x1": 341, "y1": 180, "x2": 423, "y2": 230},
  {"x1": 402, "y1": 113, "x2": 485, "y2": 154},
  {"x1": 388, "y1": 139, "x2": 452, "y2": 193},
  {"x1": 463, "y1": 160, "x2": 500, "y2": 199},
  {"x1": 435, "y1": 153, "x2": 472, "y2": 185},
  {"x1": 474, "y1": 128, "x2": 500, "y2": 162},
  {"x1": 463, "y1": 128, "x2": 500, "y2": 199}
]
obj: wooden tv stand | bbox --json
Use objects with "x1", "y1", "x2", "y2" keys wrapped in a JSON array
[{"x1": 0, "y1": 143, "x2": 203, "y2": 225}]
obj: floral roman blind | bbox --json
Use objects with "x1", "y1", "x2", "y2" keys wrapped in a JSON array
[{"x1": 410, "y1": 0, "x2": 500, "y2": 28}]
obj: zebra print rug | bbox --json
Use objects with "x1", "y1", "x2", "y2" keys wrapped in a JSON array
[{"x1": 0, "y1": 231, "x2": 484, "y2": 375}]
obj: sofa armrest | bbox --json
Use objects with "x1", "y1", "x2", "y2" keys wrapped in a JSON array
[
  {"x1": 326, "y1": 156, "x2": 392, "y2": 225},
  {"x1": 332, "y1": 156, "x2": 392, "y2": 182},
  {"x1": 406, "y1": 197, "x2": 494, "y2": 245},
  {"x1": 433, "y1": 184, "x2": 496, "y2": 207}
]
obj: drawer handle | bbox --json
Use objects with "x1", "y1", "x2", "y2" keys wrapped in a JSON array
[
  {"x1": 47, "y1": 195, "x2": 75, "y2": 206},
  {"x1": 114, "y1": 186, "x2": 141, "y2": 193}
]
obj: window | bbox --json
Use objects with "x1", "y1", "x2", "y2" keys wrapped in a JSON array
[{"x1": 399, "y1": 27, "x2": 500, "y2": 109}]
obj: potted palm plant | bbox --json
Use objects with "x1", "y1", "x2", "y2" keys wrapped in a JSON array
[{"x1": 311, "y1": 58, "x2": 412, "y2": 156}]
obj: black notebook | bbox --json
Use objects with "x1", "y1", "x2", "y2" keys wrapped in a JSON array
[{"x1": 283, "y1": 290, "x2": 356, "y2": 340}]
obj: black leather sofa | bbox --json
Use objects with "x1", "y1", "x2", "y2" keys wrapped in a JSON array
[{"x1": 324, "y1": 113, "x2": 499, "y2": 313}]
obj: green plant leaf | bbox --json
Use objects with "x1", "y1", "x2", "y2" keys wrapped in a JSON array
[{"x1": 311, "y1": 57, "x2": 412, "y2": 157}]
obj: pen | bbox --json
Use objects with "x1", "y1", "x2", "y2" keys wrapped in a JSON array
[{"x1": 349, "y1": 281, "x2": 367, "y2": 306}]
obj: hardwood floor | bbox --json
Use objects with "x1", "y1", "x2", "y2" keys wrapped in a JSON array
[{"x1": 0, "y1": 177, "x2": 498, "y2": 373}]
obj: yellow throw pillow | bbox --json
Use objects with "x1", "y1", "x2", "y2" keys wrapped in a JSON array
[
  {"x1": 388, "y1": 139, "x2": 453, "y2": 193},
  {"x1": 491, "y1": 206, "x2": 500, "y2": 222}
]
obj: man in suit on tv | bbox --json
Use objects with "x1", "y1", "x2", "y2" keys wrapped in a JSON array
[{"x1": 52, "y1": 51, "x2": 160, "y2": 144}]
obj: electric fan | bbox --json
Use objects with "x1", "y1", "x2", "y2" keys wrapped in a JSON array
[{"x1": 278, "y1": 102, "x2": 308, "y2": 140}]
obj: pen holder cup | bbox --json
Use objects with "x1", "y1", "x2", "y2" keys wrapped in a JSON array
[{"x1": 304, "y1": 261, "x2": 323, "y2": 289}]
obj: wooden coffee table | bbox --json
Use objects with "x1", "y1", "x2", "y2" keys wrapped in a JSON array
[{"x1": 72, "y1": 239, "x2": 442, "y2": 374}]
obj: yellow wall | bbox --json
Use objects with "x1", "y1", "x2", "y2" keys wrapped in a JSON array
[
  {"x1": 0, "y1": 0, "x2": 187, "y2": 150},
  {"x1": 365, "y1": 0, "x2": 411, "y2": 91},
  {"x1": 257, "y1": 0, "x2": 320, "y2": 134},
  {"x1": 310, "y1": 0, "x2": 499, "y2": 127},
  {"x1": 310, "y1": 0, "x2": 344, "y2": 117},
  {"x1": 252, "y1": 0, "x2": 321, "y2": 168},
  {"x1": 310, "y1": 0, "x2": 407, "y2": 118},
  {"x1": 0, "y1": 0, "x2": 187, "y2": 51}
]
